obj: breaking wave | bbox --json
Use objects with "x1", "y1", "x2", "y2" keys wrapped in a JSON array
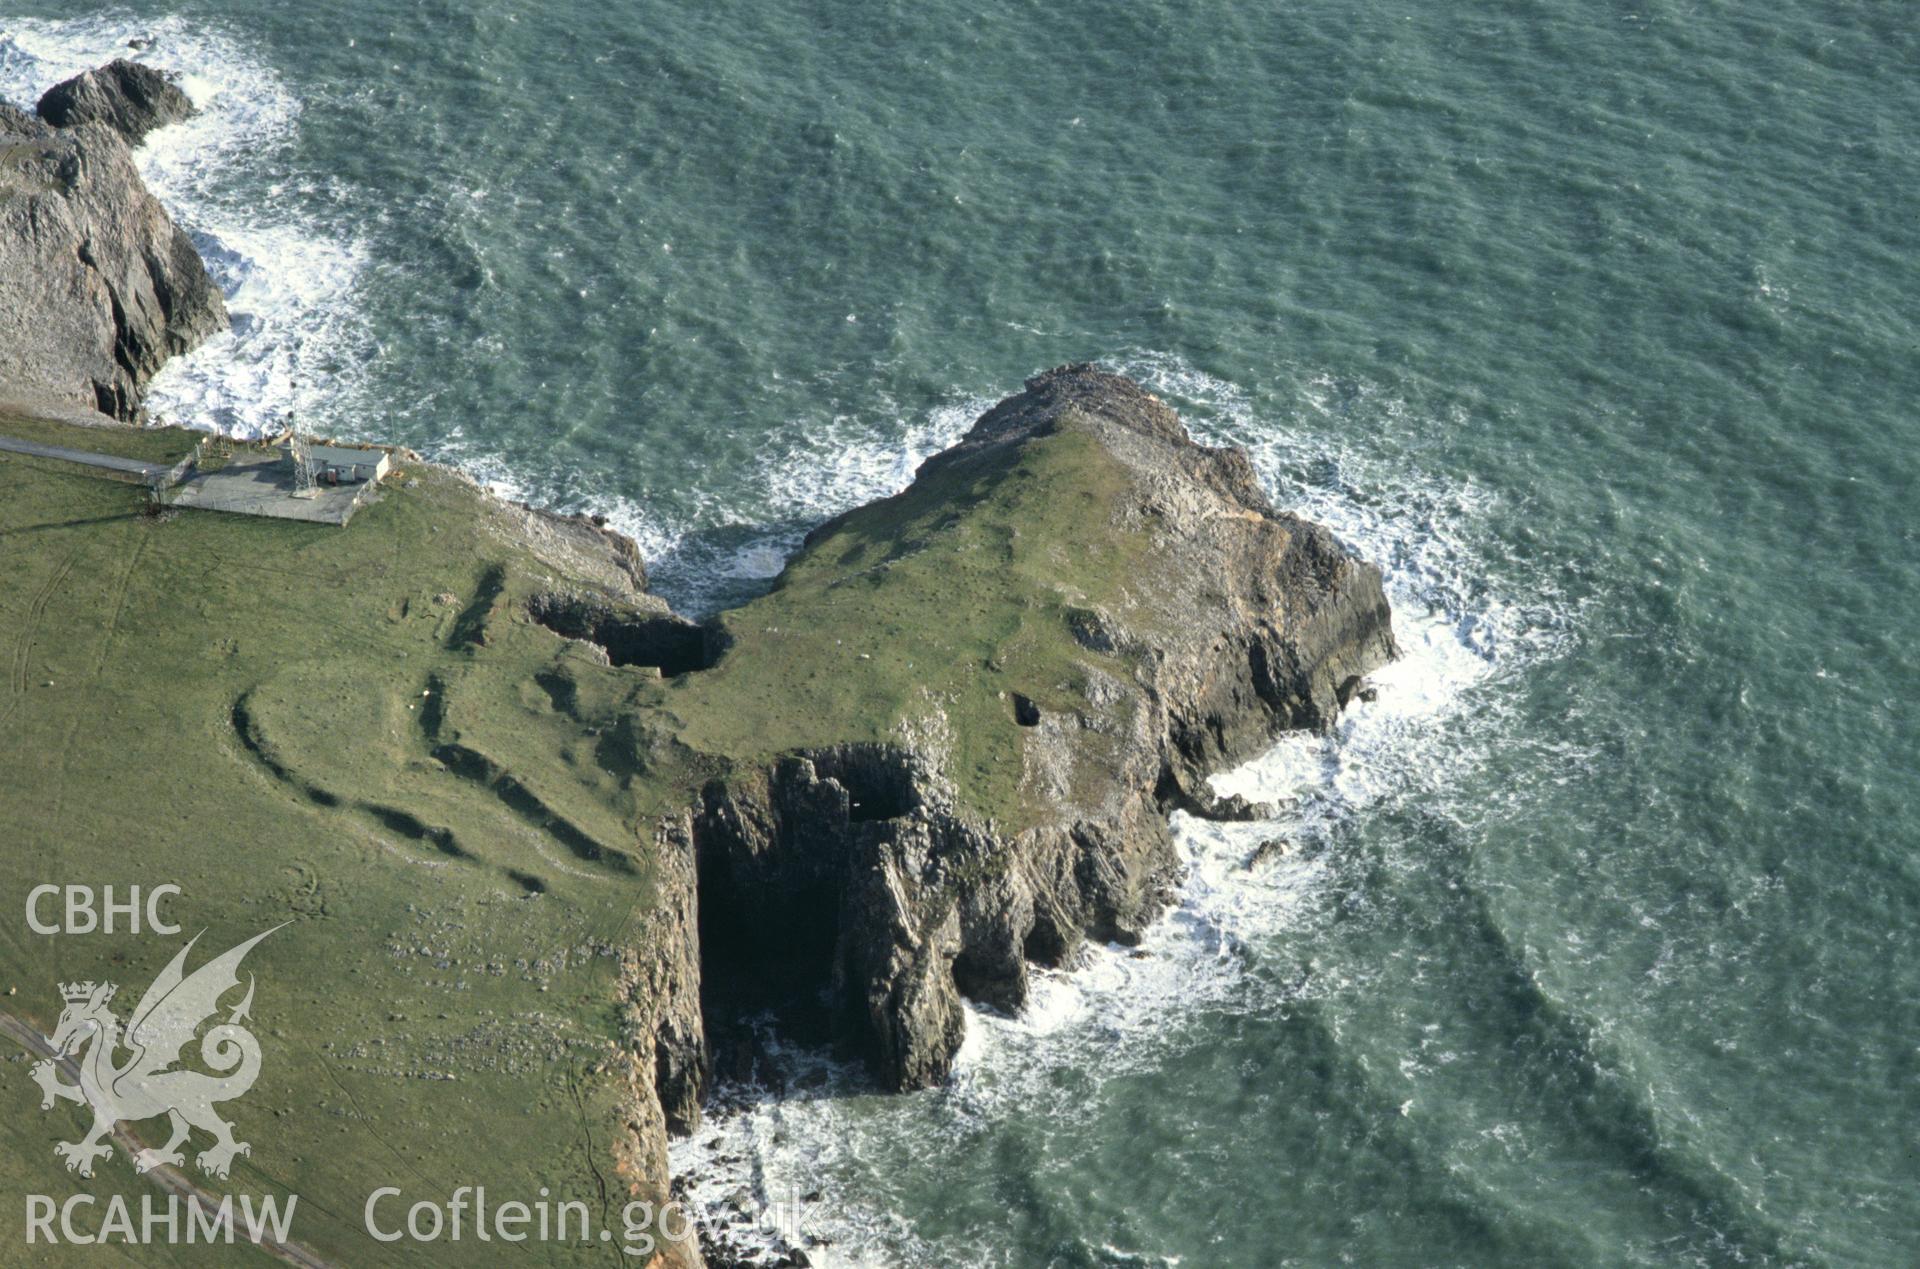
[
  {"x1": 0, "y1": 13, "x2": 369, "y2": 437},
  {"x1": 448, "y1": 391, "x2": 990, "y2": 617}
]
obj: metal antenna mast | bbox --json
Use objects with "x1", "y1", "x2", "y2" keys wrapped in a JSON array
[{"x1": 287, "y1": 388, "x2": 317, "y2": 498}]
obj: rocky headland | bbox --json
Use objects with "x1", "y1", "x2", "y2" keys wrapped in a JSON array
[
  {"x1": 674, "y1": 364, "x2": 1398, "y2": 1097},
  {"x1": 0, "y1": 61, "x2": 224, "y2": 422},
  {"x1": 0, "y1": 62, "x2": 1393, "y2": 1268}
]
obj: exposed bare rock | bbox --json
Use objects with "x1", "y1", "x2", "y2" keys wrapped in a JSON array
[
  {"x1": 1243, "y1": 837, "x2": 1294, "y2": 870},
  {"x1": 36, "y1": 59, "x2": 195, "y2": 145},
  {"x1": 0, "y1": 73, "x2": 225, "y2": 421},
  {"x1": 619, "y1": 819, "x2": 711, "y2": 1145}
]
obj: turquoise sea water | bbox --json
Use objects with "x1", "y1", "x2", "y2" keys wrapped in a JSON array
[{"x1": 4, "y1": 3, "x2": 1916, "y2": 1264}]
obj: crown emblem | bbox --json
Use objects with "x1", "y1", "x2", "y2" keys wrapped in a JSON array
[{"x1": 60, "y1": 981, "x2": 114, "y2": 1004}]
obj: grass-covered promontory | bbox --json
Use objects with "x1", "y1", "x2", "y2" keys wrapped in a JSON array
[
  {"x1": 8, "y1": 58, "x2": 1397, "y2": 1263},
  {"x1": 0, "y1": 368, "x2": 1393, "y2": 1262}
]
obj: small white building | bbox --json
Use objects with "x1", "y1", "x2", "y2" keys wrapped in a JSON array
[{"x1": 282, "y1": 443, "x2": 391, "y2": 485}]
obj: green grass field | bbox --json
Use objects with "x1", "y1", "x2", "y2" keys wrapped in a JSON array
[{"x1": 0, "y1": 417, "x2": 678, "y2": 1264}]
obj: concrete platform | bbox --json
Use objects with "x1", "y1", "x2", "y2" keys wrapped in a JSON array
[{"x1": 165, "y1": 453, "x2": 379, "y2": 525}]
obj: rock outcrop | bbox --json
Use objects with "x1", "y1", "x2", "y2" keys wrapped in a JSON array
[
  {"x1": 0, "y1": 68, "x2": 225, "y2": 421},
  {"x1": 684, "y1": 365, "x2": 1397, "y2": 1090},
  {"x1": 36, "y1": 59, "x2": 195, "y2": 145}
]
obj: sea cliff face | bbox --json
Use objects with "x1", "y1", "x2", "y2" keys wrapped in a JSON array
[{"x1": 0, "y1": 66, "x2": 224, "y2": 422}]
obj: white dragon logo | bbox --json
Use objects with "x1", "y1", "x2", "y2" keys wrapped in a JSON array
[{"x1": 31, "y1": 926, "x2": 282, "y2": 1181}]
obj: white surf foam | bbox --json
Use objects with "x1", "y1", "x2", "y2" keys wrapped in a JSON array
[
  {"x1": 668, "y1": 354, "x2": 1583, "y2": 1266},
  {"x1": 0, "y1": 14, "x2": 368, "y2": 437},
  {"x1": 575, "y1": 393, "x2": 989, "y2": 616}
]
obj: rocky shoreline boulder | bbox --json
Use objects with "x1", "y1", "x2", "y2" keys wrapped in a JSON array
[
  {"x1": 0, "y1": 66, "x2": 225, "y2": 421},
  {"x1": 36, "y1": 59, "x2": 195, "y2": 145}
]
